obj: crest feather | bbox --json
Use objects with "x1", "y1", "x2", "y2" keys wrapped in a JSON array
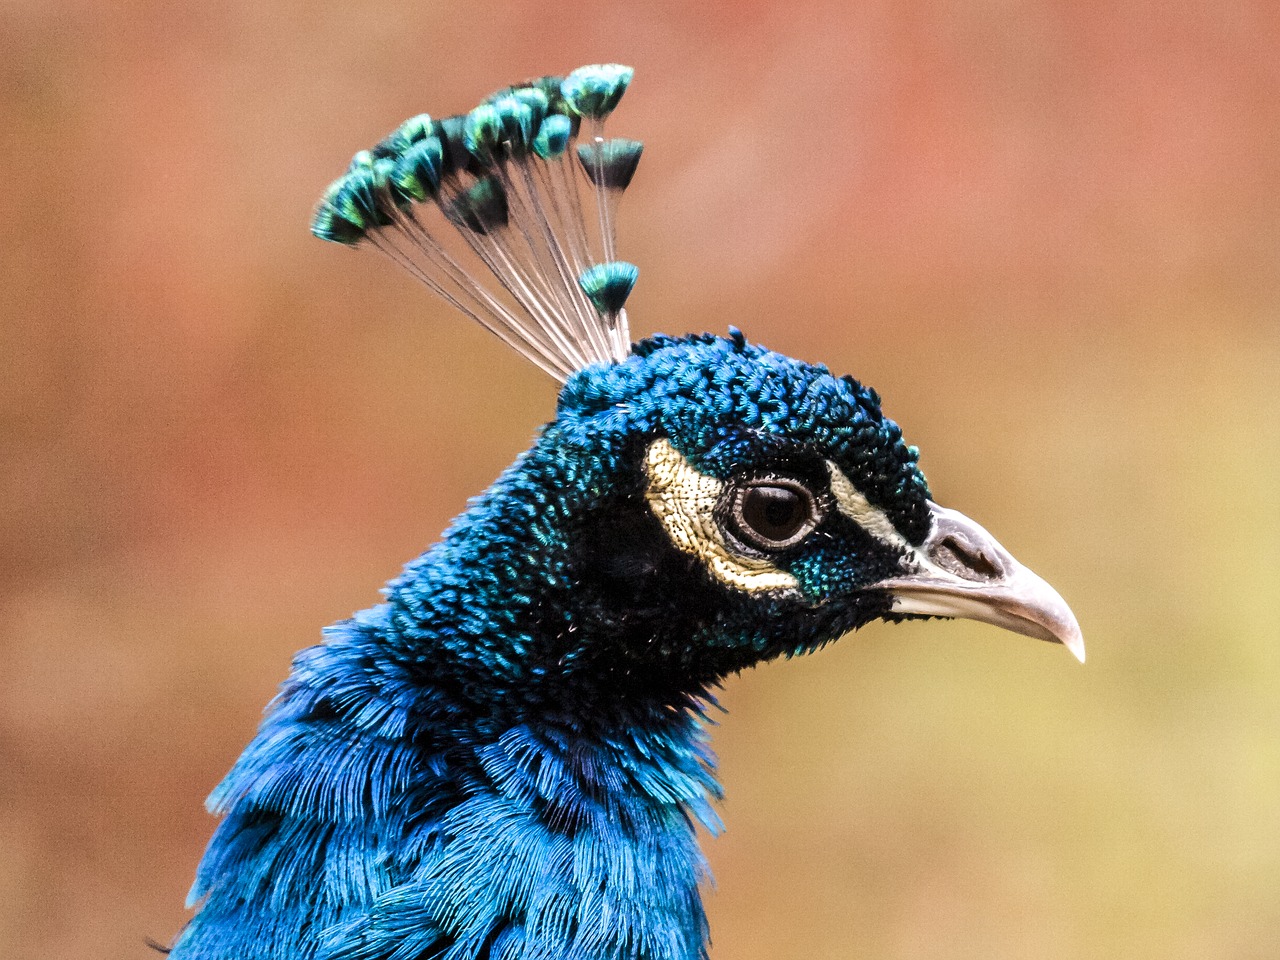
[{"x1": 312, "y1": 64, "x2": 643, "y2": 381}]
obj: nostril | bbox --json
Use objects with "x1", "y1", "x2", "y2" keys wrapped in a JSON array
[{"x1": 935, "y1": 535, "x2": 1001, "y2": 581}]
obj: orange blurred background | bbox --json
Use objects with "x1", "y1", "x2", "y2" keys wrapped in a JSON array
[{"x1": 3, "y1": 2, "x2": 1279, "y2": 958}]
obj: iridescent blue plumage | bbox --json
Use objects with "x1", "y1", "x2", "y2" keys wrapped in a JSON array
[
  {"x1": 172, "y1": 64, "x2": 1083, "y2": 960},
  {"x1": 175, "y1": 333, "x2": 928, "y2": 960}
]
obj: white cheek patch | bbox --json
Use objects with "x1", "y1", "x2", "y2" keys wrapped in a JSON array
[
  {"x1": 825, "y1": 463, "x2": 911, "y2": 551},
  {"x1": 643, "y1": 439, "x2": 800, "y2": 594}
]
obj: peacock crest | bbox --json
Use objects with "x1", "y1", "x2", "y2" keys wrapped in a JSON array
[{"x1": 311, "y1": 64, "x2": 642, "y2": 381}]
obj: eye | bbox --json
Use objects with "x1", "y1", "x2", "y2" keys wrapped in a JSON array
[{"x1": 728, "y1": 479, "x2": 822, "y2": 551}]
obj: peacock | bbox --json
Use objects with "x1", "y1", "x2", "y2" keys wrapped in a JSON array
[{"x1": 169, "y1": 64, "x2": 1084, "y2": 960}]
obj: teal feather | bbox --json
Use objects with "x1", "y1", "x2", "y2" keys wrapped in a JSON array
[
  {"x1": 372, "y1": 113, "x2": 434, "y2": 159},
  {"x1": 578, "y1": 261, "x2": 639, "y2": 316},
  {"x1": 311, "y1": 181, "x2": 366, "y2": 245},
  {"x1": 462, "y1": 103, "x2": 505, "y2": 165},
  {"x1": 560, "y1": 64, "x2": 634, "y2": 120},
  {"x1": 577, "y1": 139, "x2": 644, "y2": 190},
  {"x1": 391, "y1": 137, "x2": 444, "y2": 201},
  {"x1": 444, "y1": 176, "x2": 509, "y2": 235}
]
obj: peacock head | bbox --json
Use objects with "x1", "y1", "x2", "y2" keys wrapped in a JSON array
[
  {"x1": 519, "y1": 329, "x2": 1083, "y2": 690},
  {"x1": 313, "y1": 64, "x2": 1083, "y2": 692}
]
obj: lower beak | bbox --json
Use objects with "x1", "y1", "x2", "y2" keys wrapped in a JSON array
[{"x1": 880, "y1": 501, "x2": 1085, "y2": 663}]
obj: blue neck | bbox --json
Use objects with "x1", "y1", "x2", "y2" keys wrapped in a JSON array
[{"x1": 176, "y1": 436, "x2": 723, "y2": 960}]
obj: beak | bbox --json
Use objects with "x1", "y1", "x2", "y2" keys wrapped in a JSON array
[{"x1": 880, "y1": 501, "x2": 1085, "y2": 663}]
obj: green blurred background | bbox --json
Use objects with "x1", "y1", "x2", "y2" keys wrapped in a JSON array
[{"x1": 3, "y1": 1, "x2": 1278, "y2": 958}]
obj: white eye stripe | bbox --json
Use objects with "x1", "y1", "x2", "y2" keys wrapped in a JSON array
[
  {"x1": 643, "y1": 439, "x2": 800, "y2": 595},
  {"x1": 641, "y1": 441, "x2": 908, "y2": 593},
  {"x1": 825, "y1": 463, "x2": 910, "y2": 550}
]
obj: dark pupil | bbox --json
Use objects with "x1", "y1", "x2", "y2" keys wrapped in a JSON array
[{"x1": 741, "y1": 485, "x2": 806, "y2": 542}]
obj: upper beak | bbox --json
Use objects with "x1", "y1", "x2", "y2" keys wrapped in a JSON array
[{"x1": 880, "y1": 501, "x2": 1085, "y2": 663}]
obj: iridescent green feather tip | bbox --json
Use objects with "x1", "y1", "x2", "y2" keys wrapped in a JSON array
[
  {"x1": 309, "y1": 63, "x2": 642, "y2": 380},
  {"x1": 579, "y1": 261, "x2": 639, "y2": 316}
]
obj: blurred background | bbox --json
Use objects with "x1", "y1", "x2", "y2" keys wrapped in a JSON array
[{"x1": 3, "y1": 1, "x2": 1278, "y2": 958}]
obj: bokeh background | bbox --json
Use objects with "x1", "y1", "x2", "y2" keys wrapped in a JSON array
[{"x1": 3, "y1": 1, "x2": 1279, "y2": 958}]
